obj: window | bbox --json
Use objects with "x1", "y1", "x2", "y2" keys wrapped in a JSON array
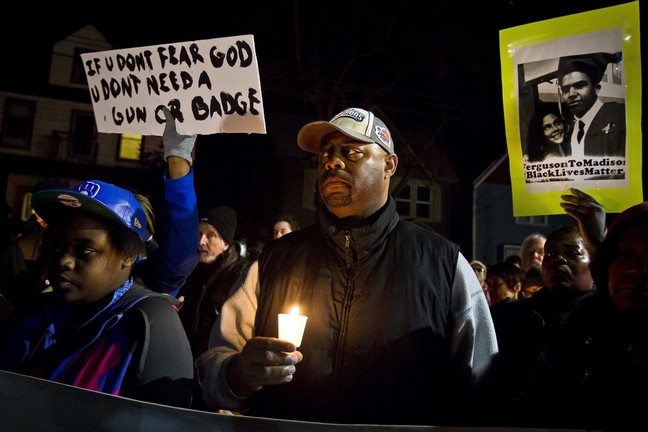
[
  {"x1": 118, "y1": 133, "x2": 143, "y2": 161},
  {"x1": 71, "y1": 47, "x2": 92, "y2": 85},
  {"x1": 502, "y1": 244, "x2": 521, "y2": 260},
  {"x1": 1, "y1": 98, "x2": 36, "y2": 150},
  {"x1": 302, "y1": 168, "x2": 318, "y2": 210},
  {"x1": 515, "y1": 215, "x2": 548, "y2": 227},
  {"x1": 611, "y1": 61, "x2": 622, "y2": 85},
  {"x1": 68, "y1": 110, "x2": 97, "y2": 162},
  {"x1": 21, "y1": 192, "x2": 34, "y2": 222},
  {"x1": 394, "y1": 180, "x2": 433, "y2": 221},
  {"x1": 395, "y1": 185, "x2": 411, "y2": 215}
]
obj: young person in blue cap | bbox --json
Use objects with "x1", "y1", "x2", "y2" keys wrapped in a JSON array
[{"x1": 0, "y1": 179, "x2": 194, "y2": 408}]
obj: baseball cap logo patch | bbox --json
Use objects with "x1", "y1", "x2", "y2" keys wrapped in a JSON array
[
  {"x1": 56, "y1": 194, "x2": 82, "y2": 208},
  {"x1": 134, "y1": 218, "x2": 143, "y2": 229},
  {"x1": 375, "y1": 126, "x2": 391, "y2": 149},
  {"x1": 341, "y1": 108, "x2": 366, "y2": 123},
  {"x1": 77, "y1": 181, "x2": 101, "y2": 198}
]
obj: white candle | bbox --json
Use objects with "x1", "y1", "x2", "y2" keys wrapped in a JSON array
[{"x1": 278, "y1": 306, "x2": 308, "y2": 347}]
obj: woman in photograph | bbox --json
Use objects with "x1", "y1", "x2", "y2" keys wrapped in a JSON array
[{"x1": 525, "y1": 102, "x2": 571, "y2": 162}]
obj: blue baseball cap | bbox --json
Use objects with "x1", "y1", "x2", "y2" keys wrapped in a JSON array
[{"x1": 31, "y1": 180, "x2": 150, "y2": 244}]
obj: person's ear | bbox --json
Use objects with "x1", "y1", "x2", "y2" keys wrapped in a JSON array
[
  {"x1": 384, "y1": 154, "x2": 398, "y2": 177},
  {"x1": 512, "y1": 282, "x2": 522, "y2": 295},
  {"x1": 122, "y1": 255, "x2": 138, "y2": 268}
]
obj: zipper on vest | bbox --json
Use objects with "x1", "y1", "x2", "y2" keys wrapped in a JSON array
[
  {"x1": 332, "y1": 230, "x2": 356, "y2": 411},
  {"x1": 344, "y1": 232, "x2": 352, "y2": 269}
]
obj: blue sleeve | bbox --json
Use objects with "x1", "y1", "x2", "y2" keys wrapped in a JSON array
[{"x1": 136, "y1": 169, "x2": 199, "y2": 296}]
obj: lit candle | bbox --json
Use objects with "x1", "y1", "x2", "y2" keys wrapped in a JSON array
[{"x1": 278, "y1": 306, "x2": 308, "y2": 347}]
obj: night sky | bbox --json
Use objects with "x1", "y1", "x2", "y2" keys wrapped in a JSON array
[{"x1": 1, "y1": 0, "x2": 640, "y2": 249}]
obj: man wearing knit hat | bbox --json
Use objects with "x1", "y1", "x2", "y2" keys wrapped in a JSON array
[
  {"x1": 196, "y1": 206, "x2": 238, "y2": 264},
  {"x1": 177, "y1": 205, "x2": 250, "y2": 410}
]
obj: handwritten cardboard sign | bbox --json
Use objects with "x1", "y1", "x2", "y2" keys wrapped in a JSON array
[{"x1": 80, "y1": 34, "x2": 266, "y2": 136}]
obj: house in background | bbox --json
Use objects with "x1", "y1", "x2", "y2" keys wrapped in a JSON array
[
  {"x1": 1, "y1": 25, "x2": 459, "y2": 249},
  {"x1": 472, "y1": 153, "x2": 573, "y2": 266},
  {"x1": 0, "y1": 25, "x2": 165, "y2": 225}
]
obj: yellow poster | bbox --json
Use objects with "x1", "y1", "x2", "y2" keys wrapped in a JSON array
[{"x1": 500, "y1": 1, "x2": 642, "y2": 216}]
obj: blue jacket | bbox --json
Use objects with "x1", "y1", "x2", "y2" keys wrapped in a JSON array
[
  {"x1": 135, "y1": 169, "x2": 199, "y2": 296},
  {"x1": 0, "y1": 281, "x2": 194, "y2": 408}
]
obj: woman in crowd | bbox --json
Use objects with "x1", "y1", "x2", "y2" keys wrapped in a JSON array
[
  {"x1": 486, "y1": 261, "x2": 524, "y2": 306},
  {"x1": 522, "y1": 201, "x2": 648, "y2": 429}
]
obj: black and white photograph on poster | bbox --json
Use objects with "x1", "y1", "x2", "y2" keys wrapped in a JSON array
[{"x1": 516, "y1": 28, "x2": 627, "y2": 193}]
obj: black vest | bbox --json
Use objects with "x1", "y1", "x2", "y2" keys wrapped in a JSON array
[{"x1": 252, "y1": 198, "x2": 460, "y2": 425}]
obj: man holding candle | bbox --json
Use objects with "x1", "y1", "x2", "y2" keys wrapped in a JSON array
[{"x1": 196, "y1": 107, "x2": 498, "y2": 426}]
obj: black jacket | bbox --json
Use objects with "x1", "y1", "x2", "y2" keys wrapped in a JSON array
[
  {"x1": 178, "y1": 248, "x2": 250, "y2": 359},
  {"x1": 251, "y1": 197, "x2": 463, "y2": 425},
  {"x1": 522, "y1": 293, "x2": 648, "y2": 430},
  {"x1": 566, "y1": 101, "x2": 626, "y2": 157}
]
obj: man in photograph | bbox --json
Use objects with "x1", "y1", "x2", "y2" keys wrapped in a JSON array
[{"x1": 557, "y1": 52, "x2": 626, "y2": 159}]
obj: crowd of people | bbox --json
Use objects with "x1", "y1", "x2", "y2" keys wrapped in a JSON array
[{"x1": 0, "y1": 102, "x2": 645, "y2": 430}]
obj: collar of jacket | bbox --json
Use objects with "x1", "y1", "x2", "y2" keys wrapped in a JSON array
[{"x1": 319, "y1": 196, "x2": 400, "y2": 259}]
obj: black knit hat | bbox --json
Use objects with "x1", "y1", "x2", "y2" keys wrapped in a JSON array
[{"x1": 200, "y1": 206, "x2": 237, "y2": 245}]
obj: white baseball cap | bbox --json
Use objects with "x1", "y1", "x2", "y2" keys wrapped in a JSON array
[{"x1": 297, "y1": 107, "x2": 394, "y2": 154}]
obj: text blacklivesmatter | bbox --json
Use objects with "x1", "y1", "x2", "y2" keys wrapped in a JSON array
[{"x1": 524, "y1": 157, "x2": 626, "y2": 180}]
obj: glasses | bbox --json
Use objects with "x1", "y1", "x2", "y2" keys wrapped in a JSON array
[{"x1": 472, "y1": 267, "x2": 486, "y2": 273}]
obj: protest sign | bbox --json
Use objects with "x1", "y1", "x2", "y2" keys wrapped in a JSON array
[
  {"x1": 499, "y1": 1, "x2": 642, "y2": 216},
  {"x1": 81, "y1": 34, "x2": 266, "y2": 136}
]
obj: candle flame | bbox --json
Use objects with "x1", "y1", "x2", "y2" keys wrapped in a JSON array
[{"x1": 289, "y1": 306, "x2": 300, "y2": 315}]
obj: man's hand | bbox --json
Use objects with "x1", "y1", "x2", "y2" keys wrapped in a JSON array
[
  {"x1": 559, "y1": 187, "x2": 607, "y2": 255},
  {"x1": 226, "y1": 337, "x2": 303, "y2": 397},
  {"x1": 162, "y1": 107, "x2": 196, "y2": 166}
]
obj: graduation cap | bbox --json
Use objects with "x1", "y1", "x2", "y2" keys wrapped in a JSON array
[{"x1": 557, "y1": 52, "x2": 621, "y2": 84}]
